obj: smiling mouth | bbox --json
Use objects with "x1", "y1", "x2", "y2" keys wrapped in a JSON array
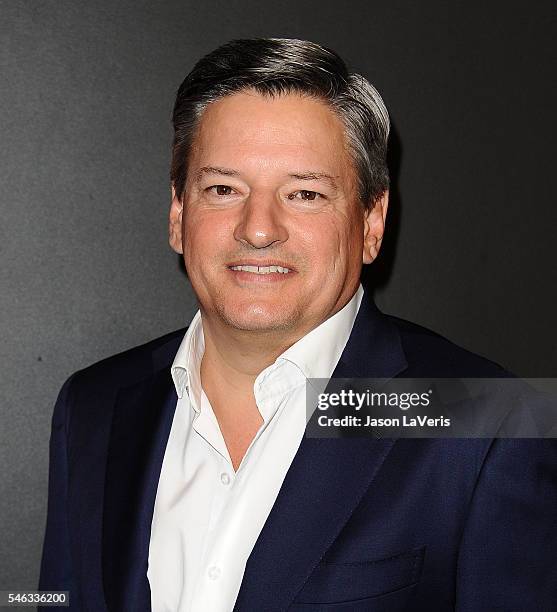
[{"x1": 228, "y1": 264, "x2": 292, "y2": 275}]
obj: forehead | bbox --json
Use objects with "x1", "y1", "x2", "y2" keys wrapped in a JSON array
[{"x1": 191, "y1": 90, "x2": 353, "y2": 177}]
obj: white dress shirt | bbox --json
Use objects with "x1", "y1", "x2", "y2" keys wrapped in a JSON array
[{"x1": 147, "y1": 285, "x2": 364, "y2": 612}]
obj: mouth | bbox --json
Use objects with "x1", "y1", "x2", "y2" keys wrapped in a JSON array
[{"x1": 226, "y1": 261, "x2": 296, "y2": 282}]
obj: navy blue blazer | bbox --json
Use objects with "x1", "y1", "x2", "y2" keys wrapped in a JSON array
[{"x1": 39, "y1": 293, "x2": 557, "y2": 611}]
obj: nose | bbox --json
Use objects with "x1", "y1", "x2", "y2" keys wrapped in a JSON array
[{"x1": 233, "y1": 192, "x2": 289, "y2": 249}]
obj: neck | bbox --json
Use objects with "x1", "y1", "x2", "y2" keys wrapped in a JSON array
[{"x1": 200, "y1": 314, "x2": 304, "y2": 386}]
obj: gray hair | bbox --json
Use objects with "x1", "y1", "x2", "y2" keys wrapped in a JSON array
[{"x1": 171, "y1": 38, "x2": 390, "y2": 210}]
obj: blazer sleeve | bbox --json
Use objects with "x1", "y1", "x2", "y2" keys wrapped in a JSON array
[
  {"x1": 455, "y1": 438, "x2": 557, "y2": 611},
  {"x1": 38, "y1": 374, "x2": 82, "y2": 611}
]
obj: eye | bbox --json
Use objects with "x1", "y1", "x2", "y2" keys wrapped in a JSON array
[
  {"x1": 288, "y1": 190, "x2": 322, "y2": 202},
  {"x1": 208, "y1": 185, "x2": 235, "y2": 196}
]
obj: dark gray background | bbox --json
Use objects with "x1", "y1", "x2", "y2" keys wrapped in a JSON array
[{"x1": 1, "y1": 0, "x2": 555, "y2": 593}]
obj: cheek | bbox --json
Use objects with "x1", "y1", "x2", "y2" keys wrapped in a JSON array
[
  {"x1": 294, "y1": 216, "x2": 346, "y2": 269},
  {"x1": 183, "y1": 212, "x2": 234, "y2": 262}
]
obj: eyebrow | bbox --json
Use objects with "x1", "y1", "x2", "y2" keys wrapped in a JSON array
[
  {"x1": 194, "y1": 166, "x2": 241, "y2": 182},
  {"x1": 288, "y1": 172, "x2": 339, "y2": 190},
  {"x1": 195, "y1": 166, "x2": 340, "y2": 190}
]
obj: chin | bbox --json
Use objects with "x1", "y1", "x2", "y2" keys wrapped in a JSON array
[{"x1": 216, "y1": 302, "x2": 300, "y2": 333}]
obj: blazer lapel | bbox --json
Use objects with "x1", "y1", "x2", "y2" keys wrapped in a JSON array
[
  {"x1": 234, "y1": 293, "x2": 408, "y2": 612},
  {"x1": 102, "y1": 346, "x2": 179, "y2": 612}
]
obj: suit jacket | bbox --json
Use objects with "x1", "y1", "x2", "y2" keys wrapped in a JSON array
[{"x1": 39, "y1": 292, "x2": 557, "y2": 611}]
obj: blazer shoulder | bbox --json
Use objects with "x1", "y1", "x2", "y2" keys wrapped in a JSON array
[
  {"x1": 67, "y1": 327, "x2": 187, "y2": 393},
  {"x1": 384, "y1": 314, "x2": 512, "y2": 378}
]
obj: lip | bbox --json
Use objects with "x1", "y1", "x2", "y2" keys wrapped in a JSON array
[
  {"x1": 226, "y1": 260, "x2": 296, "y2": 272},
  {"x1": 226, "y1": 260, "x2": 297, "y2": 283}
]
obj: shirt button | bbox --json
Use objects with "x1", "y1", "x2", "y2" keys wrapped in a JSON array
[
  {"x1": 208, "y1": 566, "x2": 221, "y2": 580},
  {"x1": 220, "y1": 472, "x2": 231, "y2": 485}
]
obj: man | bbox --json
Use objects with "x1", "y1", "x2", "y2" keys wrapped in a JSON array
[{"x1": 39, "y1": 38, "x2": 556, "y2": 611}]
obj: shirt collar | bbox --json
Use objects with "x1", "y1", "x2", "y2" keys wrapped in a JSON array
[
  {"x1": 277, "y1": 284, "x2": 363, "y2": 381},
  {"x1": 171, "y1": 284, "x2": 364, "y2": 404},
  {"x1": 171, "y1": 310, "x2": 204, "y2": 406}
]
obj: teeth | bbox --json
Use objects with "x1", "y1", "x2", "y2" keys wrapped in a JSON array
[{"x1": 230, "y1": 265, "x2": 291, "y2": 274}]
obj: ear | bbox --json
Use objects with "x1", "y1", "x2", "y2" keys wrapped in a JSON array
[
  {"x1": 169, "y1": 184, "x2": 184, "y2": 254},
  {"x1": 362, "y1": 190, "x2": 389, "y2": 264}
]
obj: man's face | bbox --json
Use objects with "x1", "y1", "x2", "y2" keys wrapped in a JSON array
[{"x1": 169, "y1": 90, "x2": 387, "y2": 339}]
